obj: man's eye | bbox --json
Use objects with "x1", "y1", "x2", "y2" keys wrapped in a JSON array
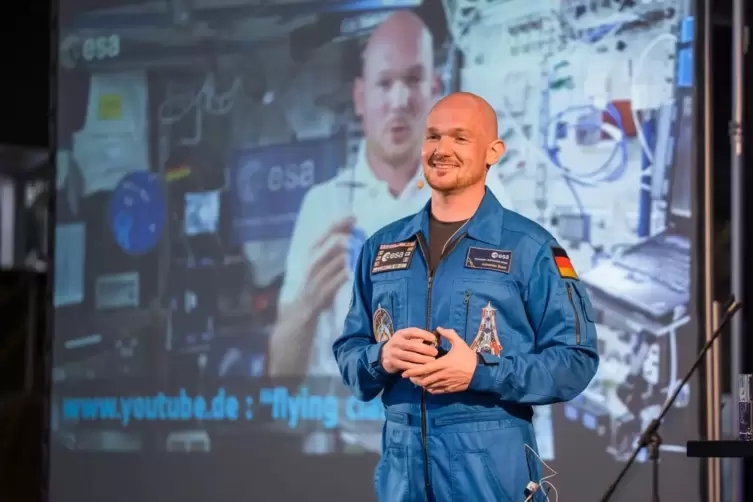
[{"x1": 456, "y1": 137, "x2": 468, "y2": 142}]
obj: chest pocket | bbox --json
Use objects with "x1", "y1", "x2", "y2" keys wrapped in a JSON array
[
  {"x1": 450, "y1": 279, "x2": 529, "y2": 356},
  {"x1": 371, "y1": 279, "x2": 408, "y2": 342}
]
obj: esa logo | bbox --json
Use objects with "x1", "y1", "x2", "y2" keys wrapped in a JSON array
[
  {"x1": 237, "y1": 159, "x2": 315, "y2": 203},
  {"x1": 83, "y1": 35, "x2": 121, "y2": 62},
  {"x1": 381, "y1": 251, "x2": 405, "y2": 262}
]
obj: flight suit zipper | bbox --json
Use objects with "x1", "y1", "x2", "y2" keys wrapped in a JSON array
[
  {"x1": 415, "y1": 227, "x2": 467, "y2": 501},
  {"x1": 463, "y1": 291, "x2": 472, "y2": 337},
  {"x1": 566, "y1": 283, "x2": 581, "y2": 345}
]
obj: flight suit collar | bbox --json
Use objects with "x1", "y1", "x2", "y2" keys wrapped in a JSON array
[{"x1": 394, "y1": 187, "x2": 505, "y2": 246}]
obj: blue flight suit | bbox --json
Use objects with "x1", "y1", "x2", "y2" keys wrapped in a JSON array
[{"x1": 333, "y1": 189, "x2": 599, "y2": 502}]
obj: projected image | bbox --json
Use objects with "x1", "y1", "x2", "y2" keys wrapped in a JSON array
[{"x1": 51, "y1": 1, "x2": 700, "y2": 501}]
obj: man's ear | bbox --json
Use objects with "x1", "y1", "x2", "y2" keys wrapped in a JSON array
[
  {"x1": 485, "y1": 139, "x2": 506, "y2": 166},
  {"x1": 353, "y1": 76, "x2": 365, "y2": 117}
]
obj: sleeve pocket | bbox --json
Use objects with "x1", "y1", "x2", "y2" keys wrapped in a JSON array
[
  {"x1": 569, "y1": 281, "x2": 598, "y2": 345},
  {"x1": 571, "y1": 281, "x2": 596, "y2": 322}
]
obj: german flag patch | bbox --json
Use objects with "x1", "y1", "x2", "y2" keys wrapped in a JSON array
[{"x1": 552, "y1": 247, "x2": 578, "y2": 280}]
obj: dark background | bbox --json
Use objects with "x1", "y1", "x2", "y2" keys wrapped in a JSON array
[{"x1": 0, "y1": 1, "x2": 752, "y2": 501}]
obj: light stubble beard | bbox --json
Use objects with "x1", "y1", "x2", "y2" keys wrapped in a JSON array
[{"x1": 424, "y1": 167, "x2": 484, "y2": 196}]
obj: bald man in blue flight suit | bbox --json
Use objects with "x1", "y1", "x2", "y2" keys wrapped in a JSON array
[{"x1": 333, "y1": 92, "x2": 599, "y2": 502}]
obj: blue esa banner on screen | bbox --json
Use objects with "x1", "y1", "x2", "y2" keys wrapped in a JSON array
[{"x1": 230, "y1": 139, "x2": 340, "y2": 242}]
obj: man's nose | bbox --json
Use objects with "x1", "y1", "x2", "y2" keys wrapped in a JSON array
[
  {"x1": 387, "y1": 80, "x2": 410, "y2": 109},
  {"x1": 435, "y1": 136, "x2": 453, "y2": 155}
]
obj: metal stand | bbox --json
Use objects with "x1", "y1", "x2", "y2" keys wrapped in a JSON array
[
  {"x1": 600, "y1": 298, "x2": 742, "y2": 502},
  {"x1": 647, "y1": 431, "x2": 661, "y2": 502}
]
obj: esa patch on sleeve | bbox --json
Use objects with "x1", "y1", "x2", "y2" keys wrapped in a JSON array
[
  {"x1": 552, "y1": 247, "x2": 579, "y2": 280},
  {"x1": 371, "y1": 241, "x2": 417, "y2": 274},
  {"x1": 464, "y1": 247, "x2": 512, "y2": 273}
]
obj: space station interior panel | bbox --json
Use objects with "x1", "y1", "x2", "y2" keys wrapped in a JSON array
[{"x1": 449, "y1": 0, "x2": 697, "y2": 463}]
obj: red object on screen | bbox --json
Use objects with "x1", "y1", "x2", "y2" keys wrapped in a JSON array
[{"x1": 602, "y1": 100, "x2": 637, "y2": 138}]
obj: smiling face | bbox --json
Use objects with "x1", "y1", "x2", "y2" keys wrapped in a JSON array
[{"x1": 421, "y1": 93, "x2": 505, "y2": 195}]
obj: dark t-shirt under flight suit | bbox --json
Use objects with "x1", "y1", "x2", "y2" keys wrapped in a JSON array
[{"x1": 428, "y1": 214, "x2": 467, "y2": 271}]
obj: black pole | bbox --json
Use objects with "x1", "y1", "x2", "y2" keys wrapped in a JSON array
[
  {"x1": 649, "y1": 433, "x2": 660, "y2": 502},
  {"x1": 42, "y1": 0, "x2": 59, "y2": 501},
  {"x1": 729, "y1": 0, "x2": 746, "y2": 499}
]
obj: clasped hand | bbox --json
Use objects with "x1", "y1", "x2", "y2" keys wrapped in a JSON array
[{"x1": 381, "y1": 327, "x2": 477, "y2": 395}]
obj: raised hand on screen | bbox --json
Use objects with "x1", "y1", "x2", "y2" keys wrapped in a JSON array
[
  {"x1": 402, "y1": 327, "x2": 476, "y2": 394},
  {"x1": 380, "y1": 328, "x2": 438, "y2": 374},
  {"x1": 301, "y1": 217, "x2": 355, "y2": 312}
]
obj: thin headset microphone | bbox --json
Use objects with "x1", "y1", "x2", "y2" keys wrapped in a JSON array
[
  {"x1": 416, "y1": 170, "x2": 425, "y2": 189},
  {"x1": 416, "y1": 150, "x2": 434, "y2": 189},
  {"x1": 416, "y1": 150, "x2": 439, "y2": 189}
]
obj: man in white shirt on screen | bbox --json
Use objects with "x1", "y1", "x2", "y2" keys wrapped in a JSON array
[{"x1": 267, "y1": 10, "x2": 511, "y2": 454}]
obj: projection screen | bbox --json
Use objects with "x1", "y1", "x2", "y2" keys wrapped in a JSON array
[{"x1": 50, "y1": 1, "x2": 704, "y2": 500}]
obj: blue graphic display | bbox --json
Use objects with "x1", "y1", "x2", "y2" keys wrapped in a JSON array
[
  {"x1": 231, "y1": 140, "x2": 340, "y2": 242},
  {"x1": 109, "y1": 171, "x2": 166, "y2": 255}
]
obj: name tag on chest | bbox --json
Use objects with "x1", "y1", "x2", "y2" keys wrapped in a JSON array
[
  {"x1": 465, "y1": 247, "x2": 512, "y2": 273},
  {"x1": 372, "y1": 242, "x2": 417, "y2": 274}
]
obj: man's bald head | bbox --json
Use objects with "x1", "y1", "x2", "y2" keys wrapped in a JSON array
[
  {"x1": 432, "y1": 92, "x2": 499, "y2": 143},
  {"x1": 421, "y1": 92, "x2": 505, "y2": 195},
  {"x1": 353, "y1": 11, "x2": 437, "y2": 168},
  {"x1": 362, "y1": 11, "x2": 433, "y2": 73}
]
